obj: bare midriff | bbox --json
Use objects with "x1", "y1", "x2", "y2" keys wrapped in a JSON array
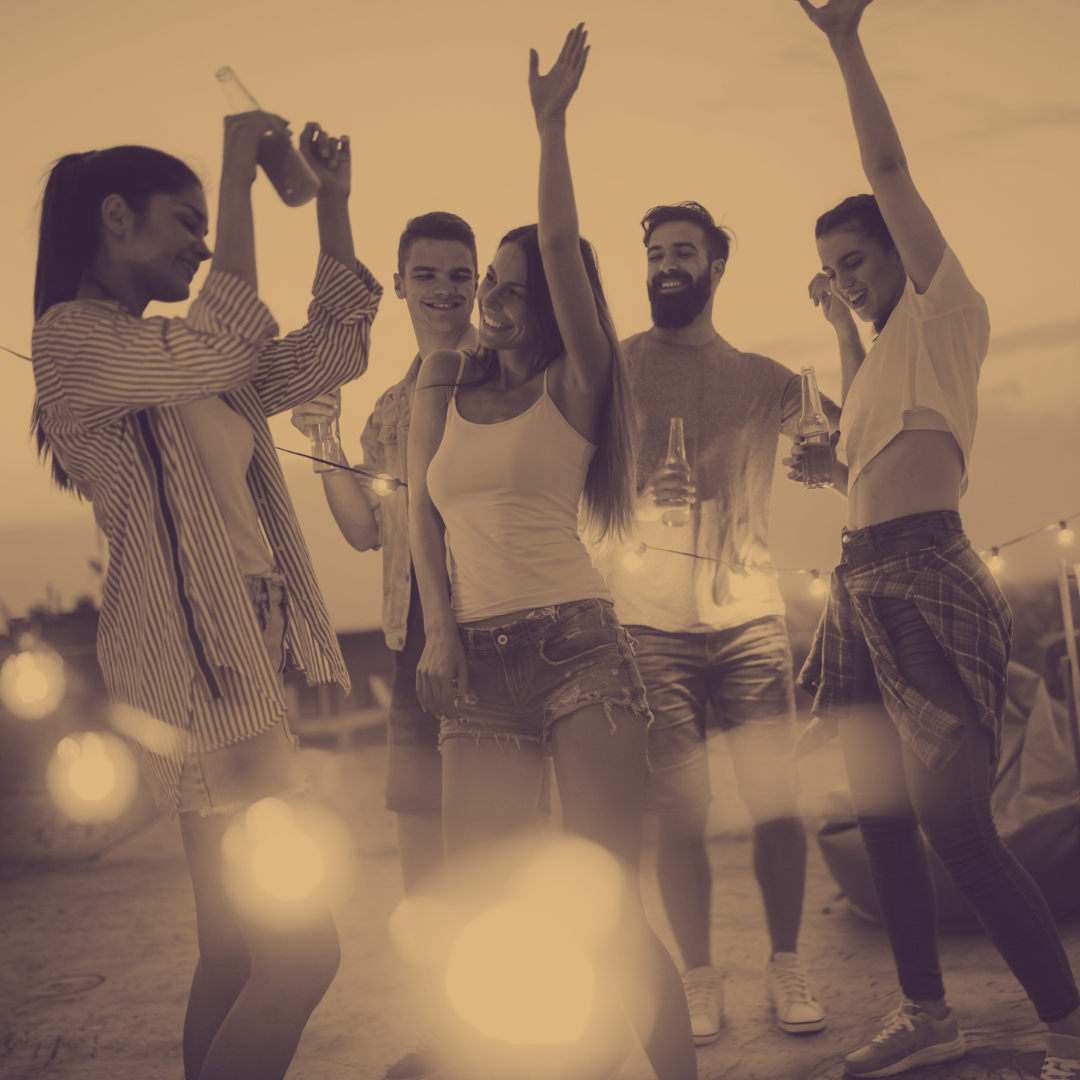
[{"x1": 848, "y1": 429, "x2": 964, "y2": 530}]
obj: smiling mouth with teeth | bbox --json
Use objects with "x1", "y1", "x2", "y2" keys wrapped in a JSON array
[{"x1": 482, "y1": 313, "x2": 512, "y2": 330}]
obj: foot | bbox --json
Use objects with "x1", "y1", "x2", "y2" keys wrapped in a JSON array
[
  {"x1": 843, "y1": 1000, "x2": 966, "y2": 1078},
  {"x1": 1043, "y1": 1034, "x2": 1080, "y2": 1080},
  {"x1": 682, "y1": 965, "x2": 724, "y2": 1047},
  {"x1": 384, "y1": 1024, "x2": 457, "y2": 1080},
  {"x1": 765, "y1": 952, "x2": 826, "y2": 1034}
]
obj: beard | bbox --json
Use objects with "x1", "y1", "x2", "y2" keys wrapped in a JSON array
[{"x1": 648, "y1": 269, "x2": 713, "y2": 329}]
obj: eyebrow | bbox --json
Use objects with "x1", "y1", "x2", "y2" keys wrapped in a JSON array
[
  {"x1": 485, "y1": 266, "x2": 526, "y2": 289},
  {"x1": 822, "y1": 247, "x2": 862, "y2": 270},
  {"x1": 411, "y1": 264, "x2": 475, "y2": 275},
  {"x1": 647, "y1": 241, "x2": 699, "y2": 254},
  {"x1": 179, "y1": 202, "x2": 209, "y2": 233}
]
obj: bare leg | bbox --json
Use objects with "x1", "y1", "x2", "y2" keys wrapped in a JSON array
[
  {"x1": 397, "y1": 813, "x2": 444, "y2": 895},
  {"x1": 752, "y1": 817, "x2": 807, "y2": 957},
  {"x1": 180, "y1": 811, "x2": 341, "y2": 1080},
  {"x1": 654, "y1": 808, "x2": 712, "y2": 971},
  {"x1": 553, "y1": 705, "x2": 697, "y2": 1080}
]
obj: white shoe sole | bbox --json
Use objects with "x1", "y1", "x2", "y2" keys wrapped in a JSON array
[
  {"x1": 692, "y1": 1028, "x2": 722, "y2": 1047},
  {"x1": 844, "y1": 1033, "x2": 967, "y2": 1077},
  {"x1": 777, "y1": 1013, "x2": 826, "y2": 1035}
]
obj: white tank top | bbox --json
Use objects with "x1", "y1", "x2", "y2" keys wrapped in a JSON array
[{"x1": 426, "y1": 356, "x2": 613, "y2": 622}]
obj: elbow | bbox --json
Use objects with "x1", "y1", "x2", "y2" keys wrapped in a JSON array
[{"x1": 863, "y1": 152, "x2": 908, "y2": 178}]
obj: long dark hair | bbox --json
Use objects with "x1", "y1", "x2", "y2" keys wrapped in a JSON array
[
  {"x1": 466, "y1": 224, "x2": 638, "y2": 543},
  {"x1": 32, "y1": 146, "x2": 201, "y2": 491}
]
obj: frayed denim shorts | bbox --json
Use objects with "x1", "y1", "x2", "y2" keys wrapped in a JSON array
[
  {"x1": 440, "y1": 597, "x2": 652, "y2": 751},
  {"x1": 177, "y1": 572, "x2": 306, "y2": 817}
]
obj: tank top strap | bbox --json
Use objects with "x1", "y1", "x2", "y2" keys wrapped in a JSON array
[{"x1": 449, "y1": 351, "x2": 468, "y2": 400}]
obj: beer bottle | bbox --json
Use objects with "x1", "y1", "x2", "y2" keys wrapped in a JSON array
[
  {"x1": 308, "y1": 418, "x2": 341, "y2": 474},
  {"x1": 662, "y1": 417, "x2": 692, "y2": 527},
  {"x1": 215, "y1": 67, "x2": 320, "y2": 207},
  {"x1": 798, "y1": 367, "x2": 834, "y2": 489}
]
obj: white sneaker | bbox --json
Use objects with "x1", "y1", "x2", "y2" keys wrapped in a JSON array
[
  {"x1": 1042, "y1": 1034, "x2": 1080, "y2": 1080},
  {"x1": 682, "y1": 965, "x2": 723, "y2": 1046},
  {"x1": 765, "y1": 952, "x2": 826, "y2": 1034}
]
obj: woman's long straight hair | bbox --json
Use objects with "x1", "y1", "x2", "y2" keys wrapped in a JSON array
[
  {"x1": 31, "y1": 146, "x2": 201, "y2": 491},
  {"x1": 464, "y1": 225, "x2": 637, "y2": 544}
]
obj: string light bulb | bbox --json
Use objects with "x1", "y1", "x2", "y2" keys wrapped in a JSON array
[
  {"x1": 808, "y1": 570, "x2": 828, "y2": 598},
  {"x1": 985, "y1": 547, "x2": 1004, "y2": 574},
  {"x1": 1057, "y1": 522, "x2": 1075, "y2": 548},
  {"x1": 621, "y1": 543, "x2": 646, "y2": 573},
  {"x1": 371, "y1": 473, "x2": 402, "y2": 496}
]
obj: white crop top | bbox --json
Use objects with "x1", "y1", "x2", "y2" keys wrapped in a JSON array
[
  {"x1": 838, "y1": 245, "x2": 990, "y2": 495},
  {"x1": 426, "y1": 359, "x2": 614, "y2": 622}
]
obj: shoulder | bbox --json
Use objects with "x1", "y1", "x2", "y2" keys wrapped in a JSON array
[{"x1": 907, "y1": 245, "x2": 986, "y2": 317}]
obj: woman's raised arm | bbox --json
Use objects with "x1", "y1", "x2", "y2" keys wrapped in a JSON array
[
  {"x1": 796, "y1": 0, "x2": 946, "y2": 292},
  {"x1": 529, "y1": 24, "x2": 613, "y2": 394}
]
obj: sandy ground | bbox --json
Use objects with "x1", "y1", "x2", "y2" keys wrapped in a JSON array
[{"x1": 1, "y1": 736, "x2": 1078, "y2": 1080}]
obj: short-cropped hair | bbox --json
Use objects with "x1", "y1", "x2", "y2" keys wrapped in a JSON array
[
  {"x1": 640, "y1": 201, "x2": 733, "y2": 265},
  {"x1": 397, "y1": 211, "x2": 478, "y2": 276}
]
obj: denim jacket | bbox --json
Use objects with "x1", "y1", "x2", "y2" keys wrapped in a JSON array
[{"x1": 360, "y1": 354, "x2": 421, "y2": 650}]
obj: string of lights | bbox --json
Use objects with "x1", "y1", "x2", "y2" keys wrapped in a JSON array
[{"x1": 622, "y1": 509, "x2": 1080, "y2": 597}]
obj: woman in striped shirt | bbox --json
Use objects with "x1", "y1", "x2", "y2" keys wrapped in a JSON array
[{"x1": 31, "y1": 112, "x2": 381, "y2": 1080}]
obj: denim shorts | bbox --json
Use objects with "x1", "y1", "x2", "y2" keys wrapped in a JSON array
[
  {"x1": 440, "y1": 598, "x2": 652, "y2": 750},
  {"x1": 177, "y1": 571, "x2": 306, "y2": 817},
  {"x1": 626, "y1": 616, "x2": 799, "y2": 819}
]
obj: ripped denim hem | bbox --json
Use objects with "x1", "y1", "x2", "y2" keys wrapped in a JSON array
[{"x1": 437, "y1": 729, "x2": 548, "y2": 754}]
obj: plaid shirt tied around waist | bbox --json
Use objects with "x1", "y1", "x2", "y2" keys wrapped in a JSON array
[{"x1": 797, "y1": 512, "x2": 1012, "y2": 774}]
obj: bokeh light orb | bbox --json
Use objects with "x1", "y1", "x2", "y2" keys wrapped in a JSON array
[
  {"x1": 0, "y1": 647, "x2": 66, "y2": 720},
  {"x1": 46, "y1": 731, "x2": 139, "y2": 822},
  {"x1": 445, "y1": 902, "x2": 595, "y2": 1045},
  {"x1": 389, "y1": 895, "x2": 463, "y2": 968},
  {"x1": 221, "y1": 797, "x2": 354, "y2": 931}
]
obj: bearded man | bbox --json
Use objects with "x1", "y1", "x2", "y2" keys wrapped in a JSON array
[{"x1": 596, "y1": 201, "x2": 840, "y2": 1045}]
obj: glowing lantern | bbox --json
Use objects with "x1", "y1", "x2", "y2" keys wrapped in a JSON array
[
  {"x1": 46, "y1": 731, "x2": 139, "y2": 823},
  {"x1": 0, "y1": 642, "x2": 66, "y2": 720}
]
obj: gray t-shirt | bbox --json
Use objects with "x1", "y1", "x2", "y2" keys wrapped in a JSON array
[{"x1": 597, "y1": 330, "x2": 804, "y2": 633}]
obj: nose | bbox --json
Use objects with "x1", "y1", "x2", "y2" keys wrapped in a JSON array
[{"x1": 195, "y1": 238, "x2": 212, "y2": 261}]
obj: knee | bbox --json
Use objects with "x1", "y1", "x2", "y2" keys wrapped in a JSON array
[
  {"x1": 656, "y1": 810, "x2": 708, "y2": 849},
  {"x1": 856, "y1": 814, "x2": 921, "y2": 858},
  {"x1": 253, "y1": 922, "x2": 341, "y2": 1007}
]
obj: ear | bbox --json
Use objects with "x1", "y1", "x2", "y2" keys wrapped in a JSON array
[
  {"x1": 710, "y1": 258, "x2": 726, "y2": 290},
  {"x1": 99, "y1": 193, "x2": 132, "y2": 238},
  {"x1": 393, "y1": 272, "x2": 406, "y2": 300}
]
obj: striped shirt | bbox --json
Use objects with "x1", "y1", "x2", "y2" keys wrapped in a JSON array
[
  {"x1": 32, "y1": 253, "x2": 382, "y2": 813},
  {"x1": 798, "y1": 518, "x2": 1012, "y2": 773}
]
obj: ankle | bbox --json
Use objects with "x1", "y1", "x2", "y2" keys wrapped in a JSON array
[
  {"x1": 908, "y1": 997, "x2": 949, "y2": 1022},
  {"x1": 1046, "y1": 1008, "x2": 1080, "y2": 1040}
]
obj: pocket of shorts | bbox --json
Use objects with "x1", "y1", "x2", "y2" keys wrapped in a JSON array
[{"x1": 538, "y1": 606, "x2": 621, "y2": 666}]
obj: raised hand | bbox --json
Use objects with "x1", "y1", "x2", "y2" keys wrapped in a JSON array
[
  {"x1": 794, "y1": 0, "x2": 874, "y2": 37},
  {"x1": 529, "y1": 23, "x2": 590, "y2": 127},
  {"x1": 290, "y1": 388, "x2": 341, "y2": 437},
  {"x1": 221, "y1": 111, "x2": 289, "y2": 187},
  {"x1": 298, "y1": 122, "x2": 351, "y2": 200}
]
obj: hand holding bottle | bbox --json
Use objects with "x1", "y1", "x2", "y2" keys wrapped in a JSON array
[
  {"x1": 637, "y1": 462, "x2": 697, "y2": 523},
  {"x1": 221, "y1": 111, "x2": 290, "y2": 189},
  {"x1": 298, "y1": 122, "x2": 351, "y2": 202}
]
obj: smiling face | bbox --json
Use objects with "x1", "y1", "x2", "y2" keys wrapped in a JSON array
[
  {"x1": 645, "y1": 220, "x2": 722, "y2": 329},
  {"x1": 477, "y1": 242, "x2": 534, "y2": 352},
  {"x1": 110, "y1": 185, "x2": 212, "y2": 304},
  {"x1": 393, "y1": 237, "x2": 476, "y2": 339},
  {"x1": 816, "y1": 227, "x2": 907, "y2": 328}
]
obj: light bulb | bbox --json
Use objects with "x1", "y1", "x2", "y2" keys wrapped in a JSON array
[
  {"x1": 984, "y1": 548, "x2": 1004, "y2": 574},
  {"x1": 621, "y1": 544, "x2": 646, "y2": 572},
  {"x1": 371, "y1": 473, "x2": 401, "y2": 496},
  {"x1": 808, "y1": 571, "x2": 828, "y2": 599},
  {"x1": 1057, "y1": 523, "x2": 1074, "y2": 547}
]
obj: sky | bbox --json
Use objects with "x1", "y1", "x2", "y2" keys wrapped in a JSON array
[{"x1": 1, "y1": 0, "x2": 1078, "y2": 628}]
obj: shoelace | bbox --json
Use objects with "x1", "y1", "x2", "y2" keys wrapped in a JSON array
[
  {"x1": 1043, "y1": 1056, "x2": 1080, "y2": 1080},
  {"x1": 871, "y1": 1006, "x2": 917, "y2": 1045},
  {"x1": 684, "y1": 975, "x2": 720, "y2": 1011},
  {"x1": 771, "y1": 963, "x2": 814, "y2": 1003}
]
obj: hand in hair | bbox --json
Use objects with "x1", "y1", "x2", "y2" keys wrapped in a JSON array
[
  {"x1": 222, "y1": 111, "x2": 289, "y2": 187},
  {"x1": 529, "y1": 22, "x2": 589, "y2": 128},
  {"x1": 794, "y1": 0, "x2": 874, "y2": 37},
  {"x1": 808, "y1": 271, "x2": 854, "y2": 329},
  {"x1": 298, "y1": 122, "x2": 351, "y2": 200}
]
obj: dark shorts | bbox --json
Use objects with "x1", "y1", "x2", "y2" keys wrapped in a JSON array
[
  {"x1": 178, "y1": 572, "x2": 305, "y2": 817},
  {"x1": 440, "y1": 598, "x2": 652, "y2": 749},
  {"x1": 627, "y1": 616, "x2": 799, "y2": 819}
]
